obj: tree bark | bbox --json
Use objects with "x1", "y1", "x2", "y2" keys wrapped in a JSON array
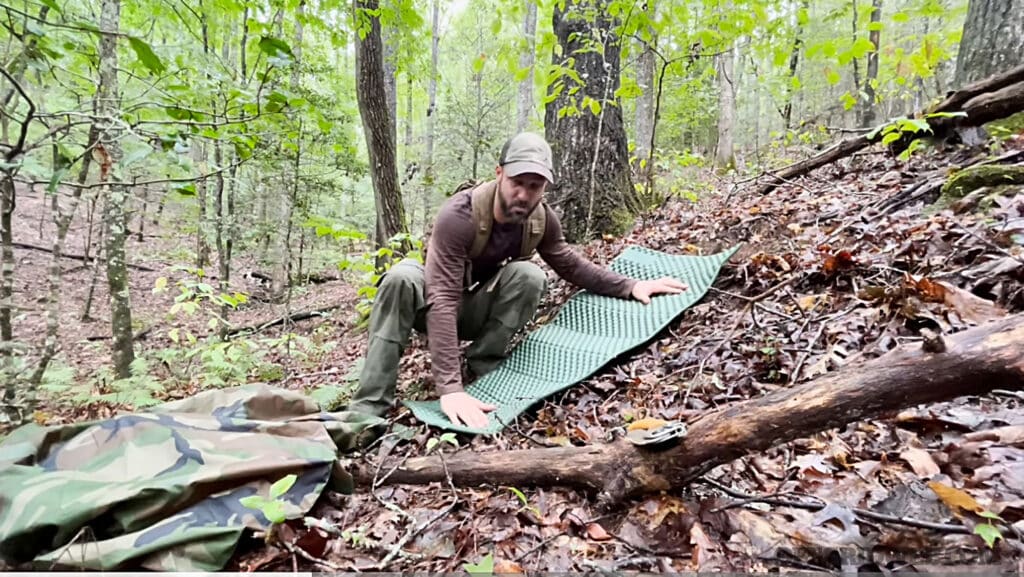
[
  {"x1": 715, "y1": 44, "x2": 736, "y2": 171},
  {"x1": 758, "y1": 64, "x2": 1024, "y2": 194},
  {"x1": 516, "y1": 0, "x2": 537, "y2": 133},
  {"x1": 544, "y1": 0, "x2": 638, "y2": 243},
  {"x1": 97, "y1": 0, "x2": 134, "y2": 379},
  {"x1": 422, "y1": 0, "x2": 439, "y2": 235},
  {"x1": 361, "y1": 313, "x2": 1024, "y2": 505},
  {"x1": 355, "y1": 0, "x2": 408, "y2": 268},
  {"x1": 954, "y1": 0, "x2": 1024, "y2": 87},
  {"x1": 634, "y1": 8, "x2": 655, "y2": 178},
  {"x1": 782, "y1": 0, "x2": 807, "y2": 130},
  {"x1": 859, "y1": 0, "x2": 882, "y2": 127}
]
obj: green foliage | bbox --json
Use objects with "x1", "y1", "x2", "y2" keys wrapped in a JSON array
[
  {"x1": 462, "y1": 553, "x2": 494, "y2": 574},
  {"x1": 425, "y1": 431, "x2": 459, "y2": 453},
  {"x1": 240, "y1": 473, "x2": 297, "y2": 525}
]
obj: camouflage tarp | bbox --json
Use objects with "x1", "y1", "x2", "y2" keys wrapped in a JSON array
[{"x1": 0, "y1": 383, "x2": 384, "y2": 571}]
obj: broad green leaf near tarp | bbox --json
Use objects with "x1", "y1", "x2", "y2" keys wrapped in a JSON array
[{"x1": 0, "y1": 383, "x2": 385, "y2": 571}]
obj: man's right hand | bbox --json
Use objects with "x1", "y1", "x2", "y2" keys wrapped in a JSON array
[{"x1": 440, "y1": 391, "x2": 496, "y2": 428}]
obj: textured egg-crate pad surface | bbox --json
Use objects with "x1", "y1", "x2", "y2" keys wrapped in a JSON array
[{"x1": 403, "y1": 245, "x2": 740, "y2": 434}]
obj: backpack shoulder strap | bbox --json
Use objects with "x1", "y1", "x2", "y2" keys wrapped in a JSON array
[
  {"x1": 519, "y1": 201, "x2": 547, "y2": 258},
  {"x1": 468, "y1": 180, "x2": 497, "y2": 259}
]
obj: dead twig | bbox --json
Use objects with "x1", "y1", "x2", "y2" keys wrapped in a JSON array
[{"x1": 375, "y1": 450, "x2": 459, "y2": 569}]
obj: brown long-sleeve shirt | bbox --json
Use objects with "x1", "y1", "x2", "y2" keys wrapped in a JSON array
[{"x1": 424, "y1": 182, "x2": 637, "y2": 396}]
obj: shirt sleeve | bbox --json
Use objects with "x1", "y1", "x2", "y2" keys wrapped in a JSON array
[
  {"x1": 537, "y1": 207, "x2": 637, "y2": 299},
  {"x1": 424, "y1": 200, "x2": 476, "y2": 396}
]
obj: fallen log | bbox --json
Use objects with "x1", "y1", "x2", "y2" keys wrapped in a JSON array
[
  {"x1": 758, "y1": 64, "x2": 1024, "y2": 195},
  {"x1": 358, "y1": 313, "x2": 1024, "y2": 507},
  {"x1": 225, "y1": 304, "x2": 341, "y2": 338},
  {"x1": 12, "y1": 241, "x2": 157, "y2": 272}
]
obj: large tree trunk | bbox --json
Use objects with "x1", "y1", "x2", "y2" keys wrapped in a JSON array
[
  {"x1": 98, "y1": 0, "x2": 134, "y2": 379},
  {"x1": 954, "y1": 0, "x2": 1024, "y2": 86},
  {"x1": 544, "y1": 0, "x2": 638, "y2": 243},
  {"x1": 715, "y1": 44, "x2": 736, "y2": 171},
  {"x1": 516, "y1": 0, "x2": 537, "y2": 133},
  {"x1": 634, "y1": 9, "x2": 656, "y2": 179},
  {"x1": 362, "y1": 314, "x2": 1024, "y2": 506},
  {"x1": 355, "y1": 0, "x2": 407, "y2": 268},
  {"x1": 858, "y1": 0, "x2": 882, "y2": 127}
]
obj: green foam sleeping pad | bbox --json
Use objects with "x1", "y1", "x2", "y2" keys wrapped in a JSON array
[{"x1": 403, "y1": 244, "x2": 740, "y2": 434}]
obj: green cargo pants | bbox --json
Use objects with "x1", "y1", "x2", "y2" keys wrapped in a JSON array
[{"x1": 349, "y1": 258, "x2": 547, "y2": 417}]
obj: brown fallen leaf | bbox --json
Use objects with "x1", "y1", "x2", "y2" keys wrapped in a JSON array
[
  {"x1": 690, "y1": 521, "x2": 724, "y2": 571},
  {"x1": 937, "y1": 280, "x2": 1007, "y2": 324},
  {"x1": 493, "y1": 559, "x2": 525, "y2": 573},
  {"x1": 627, "y1": 417, "x2": 667, "y2": 431},
  {"x1": 964, "y1": 425, "x2": 1024, "y2": 447},
  {"x1": 927, "y1": 480, "x2": 986, "y2": 518},
  {"x1": 585, "y1": 522, "x2": 611, "y2": 541},
  {"x1": 900, "y1": 447, "x2": 941, "y2": 478}
]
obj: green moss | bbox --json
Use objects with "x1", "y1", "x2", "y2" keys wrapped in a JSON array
[
  {"x1": 939, "y1": 164, "x2": 1024, "y2": 203},
  {"x1": 985, "y1": 111, "x2": 1024, "y2": 138}
]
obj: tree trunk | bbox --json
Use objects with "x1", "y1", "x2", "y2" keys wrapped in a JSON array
[
  {"x1": 362, "y1": 314, "x2": 1024, "y2": 505},
  {"x1": 0, "y1": 175, "x2": 15, "y2": 398},
  {"x1": 28, "y1": 126, "x2": 98, "y2": 396},
  {"x1": 214, "y1": 142, "x2": 230, "y2": 340},
  {"x1": 544, "y1": 0, "x2": 638, "y2": 243},
  {"x1": 382, "y1": 7, "x2": 398, "y2": 147},
  {"x1": 715, "y1": 45, "x2": 736, "y2": 171},
  {"x1": 859, "y1": 0, "x2": 882, "y2": 127},
  {"x1": 194, "y1": 140, "x2": 210, "y2": 269},
  {"x1": 355, "y1": 0, "x2": 407, "y2": 269},
  {"x1": 98, "y1": 0, "x2": 134, "y2": 379},
  {"x1": 516, "y1": 0, "x2": 537, "y2": 133},
  {"x1": 782, "y1": 0, "x2": 808, "y2": 130},
  {"x1": 634, "y1": 10, "x2": 655, "y2": 178},
  {"x1": 954, "y1": 0, "x2": 1024, "y2": 86},
  {"x1": 422, "y1": 0, "x2": 439, "y2": 235}
]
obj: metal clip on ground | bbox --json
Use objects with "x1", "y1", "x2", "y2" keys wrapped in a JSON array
[{"x1": 625, "y1": 421, "x2": 688, "y2": 448}]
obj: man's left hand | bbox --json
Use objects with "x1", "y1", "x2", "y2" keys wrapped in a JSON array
[{"x1": 631, "y1": 277, "x2": 688, "y2": 304}]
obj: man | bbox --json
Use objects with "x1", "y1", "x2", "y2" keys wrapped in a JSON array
[{"x1": 349, "y1": 132, "x2": 687, "y2": 427}]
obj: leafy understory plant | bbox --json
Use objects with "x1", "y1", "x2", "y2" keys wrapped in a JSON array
[
  {"x1": 426, "y1": 432, "x2": 459, "y2": 453},
  {"x1": 867, "y1": 111, "x2": 968, "y2": 161},
  {"x1": 240, "y1": 473, "x2": 297, "y2": 543},
  {"x1": 505, "y1": 486, "x2": 541, "y2": 518}
]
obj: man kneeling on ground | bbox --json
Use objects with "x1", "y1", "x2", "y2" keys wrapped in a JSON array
[{"x1": 348, "y1": 132, "x2": 687, "y2": 427}]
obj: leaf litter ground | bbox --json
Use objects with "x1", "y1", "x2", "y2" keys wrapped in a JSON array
[
  {"x1": 229, "y1": 139, "x2": 1024, "y2": 573},
  {"x1": 11, "y1": 138, "x2": 1024, "y2": 572}
]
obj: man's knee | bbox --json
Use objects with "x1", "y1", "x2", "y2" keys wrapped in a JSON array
[
  {"x1": 377, "y1": 259, "x2": 424, "y2": 300},
  {"x1": 504, "y1": 261, "x2": 547, "y2": 298}
]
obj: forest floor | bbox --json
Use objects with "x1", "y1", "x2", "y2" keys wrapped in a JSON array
[{"x1": 7, "y1": 133, "x2": 1024, "y2": 573}]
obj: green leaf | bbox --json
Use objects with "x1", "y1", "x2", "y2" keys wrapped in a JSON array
[
  {"x1": 841, "y1": 92, "x2": 858, "y2": 110},
  {"x1": 826, "y1": 69, "x2": 841, "y2": 85},
  {"x1": 174, "y1": 183, "x2": 197, "y2": 196},
  {"x1": 587, "y1": 98, "x2": 601, "y2": 116},
  {"x1": 892, "y1": 11, "x2": 909, "y2": 23},
  {"x1": 258, "y1": 36, "x2": 295, "y2": 63},
  {"x1": 974, "y1": 523, "x2": 1002, "y2": 548},
  {"x1": 128, "y1": 37, "x2": 166, "y2": 74},
  {"x1": 881, "y1": 131, "x2": 902, "y2": 146},
  {"x1": 851, "y1": 37, "x2": 877, "y2": 59},
  {"x1": 506, "y1": 486, "x2": 529, "y2": 506},
  {"x1": 168, "y1": 328, "x2": 179, "y2": 344},
  {"x1": 40, "y1": 0, "x2": 62, "y2": 13},
  {"x1": 263, "y1": 500, "x2": 287, "y2": 524},
  {"x1": 270, "y1": 474, "x2": 297, "y2": 498},
  {"x1": 979, "y1": 510, "x2": 1003, "y2": 520},
  {"x1": 426, "y1": 438, "x2": 438, "y2": 452},
  {"x1": 472, "y1": 54, "x2": 486, "y2": 74},
  {"x1": 867, "y1": 21, "x2": 884, "y2": 32},
  {"x1": 153, "y1": 277, "x2": 168, "y2": 293},
  {"x1": 440, "y1": 432, "x2": 458, "y2": 446},
  {"x1": 239, "y1": 495, "x2": 267, "y2": 510},
  {"x1": 463, "y1": 553, "x2": 494, "y2": 574}
]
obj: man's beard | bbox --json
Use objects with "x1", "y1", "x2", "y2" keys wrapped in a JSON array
[{"x1": 497, "y1": 183, "x2": 538, "y2": 223}]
